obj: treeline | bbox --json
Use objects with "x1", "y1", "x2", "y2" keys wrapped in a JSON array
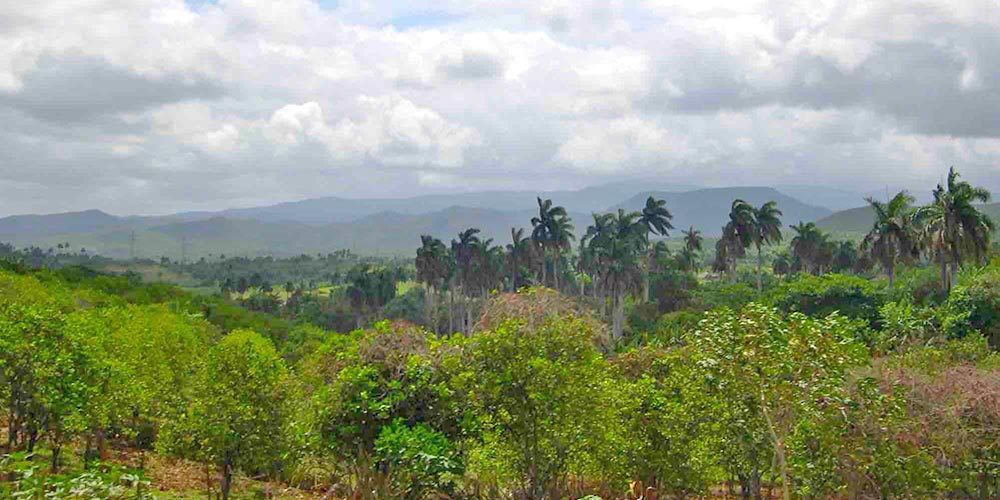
[
  {"x1": 410, "y1": 168, "x2": 995, "y2": 342},
  {"x1": 0, "y1": 168, "x2": 997, "y2": 499},
  {"x1": 0, "y1": 261, "x2": 998, "y2": 498}
]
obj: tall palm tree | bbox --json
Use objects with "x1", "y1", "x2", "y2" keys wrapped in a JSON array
[
  {"x1": 789, "y1": 222, "x2": 823, "y2": 275},
  {"x1": 917, "y1": 167, "x2": 994, "y2": 291},
  {"x1": 682, "y1": 226, "x2": 703, "y2": 253},
  {"x1": 416, "y1": 235, "x2": 448, "y2": 333},
  {"x1": 451, "y1": 228, "x2": 481, "y2": 334},
  {"x1": 716, "y1": 201, "x2": 754, "y2": 280},
  {"x1": 862, "y1": 191, "x2": 918, "y2": 287},
  {"x1": 582, "y1": 212, "x2": 614, "y2": 303},
  {"x1": 637, "y1": 196, "x2": 674, "y2": 302},
  {"x1": 751, "y1": 201, "x2": 783, "y2": 291},
  {"x1": 587, "y1": 209, "x2": 645, "y2": 341},
  {"x1": 506, "y1": 228, "x2": 533, "y2": 292},
  {"x1": 530, "y1": 197, "x2": 574, "y2": 291}
]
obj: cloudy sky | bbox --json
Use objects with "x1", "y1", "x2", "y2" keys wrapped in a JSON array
[{"x1": 1, "y1": 0, "x2": 999, "y2": 215}]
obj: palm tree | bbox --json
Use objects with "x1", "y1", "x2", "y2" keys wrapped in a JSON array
[
  {"x1": 451, "y1": 228, "x2": 481, "y2": 334},
  {"x1": 530, "y1": 198, "x2": 575, "y2": 291},
  {"x1": 682, "y1": 226, "x2": 703, "y2": 253},
  {"x1": 772, "y1": 251, "x2": 792, "y2": 278},
  {"x1": 862, "y1": 191, "x2": 918, "y2": 287},
  {"x1": 789, "y1": 222, "x2": 824, "y2": 275},
  {"x1": 637, "y1": 196, "x2": 674, "y2": 302},
  {"x1": 506, "y1": 228, "x2": 533, "y2": 292},
  {"x1": 917, "y1": 167, "x2": 994, "y2": 292},
  {"x1": 416, "y1": 235, "x2": 448, "y2": 333},
  {"x1": 587, "y1": 209, "x2": 645, "y2": 341},
  {"x1": 751, "y1": 201, "x2": 783, "y2": 291},
  {"x1": 719, "y1": 200, "x2": 755, "y2": 280}
]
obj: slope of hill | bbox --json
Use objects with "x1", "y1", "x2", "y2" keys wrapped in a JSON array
[
  {"x1": 817, "y1": 202, "x2": 1000, "y2": 234},
  {"x1": 174, "y1": 179, "x2": 700, "y2": 225},
  {"x1": 612, "y1": 187, "x2": 832, "y2": 236},
  {"x1": 773, "y1": 185, "x2": 866, "y2": 211},
  {"x1": 0, "y1": 209, "x2": 122, "y2": 237},
  {"x1": 0, "y1": 184, "x2": 848, "y2": 258}
]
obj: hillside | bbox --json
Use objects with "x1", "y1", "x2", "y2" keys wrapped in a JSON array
[
  {"x1": 612, "y1": 187, "x2": 832, "y2": 236},
  {"x1": 175, "y1": 179, "x2": 701, "y2": 225},
  {"x1": 0, "y1": 184, "x2": 859, "y2": 257},
  {"x1": 0, "y1": 209, "x2": 121, "y2": 237},
  {"x1": 817, "y1": 202, "x2": 1000, "y2": 234}
]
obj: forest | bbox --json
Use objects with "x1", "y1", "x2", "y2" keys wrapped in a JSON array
[{"x1": 0, "y1": 168, "x2": 998, "y2": 499}]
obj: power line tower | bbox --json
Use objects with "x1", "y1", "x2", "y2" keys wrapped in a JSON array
[
  {"x1": 129, "y1": 230, "x2": 136, "y2": 262},
  {"x1": 181, "y1": 235, "x2": 189, "y2": 264}
]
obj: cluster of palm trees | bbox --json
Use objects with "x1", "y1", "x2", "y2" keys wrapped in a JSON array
[
  {"x1": 415, "y1": 196, "x2": 680, "y2": 338},
  {"x1": 415, "y1": 167, "x2": 993, "y2": 336},
  {"x1": 713, "y1": 199, "x2": 784, "y2": 291},
  {"x1": 867, "y1": 168, "x2": 994, "y2": 290}
]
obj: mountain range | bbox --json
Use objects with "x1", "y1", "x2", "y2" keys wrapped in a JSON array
[{"x1": 0, "y1": 182, "x2": 865, "y2": 258}]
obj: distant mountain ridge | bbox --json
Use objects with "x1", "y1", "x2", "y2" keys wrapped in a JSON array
[
  {"x1": 0, "y1": 183, "x2": 854, "y2": 258},
  {"x1": 817, "y1": 202, "x2": 1000, "y2": 234},
  {"x1": 612, "y1": 187, "x2": 832, "y2": 236}
]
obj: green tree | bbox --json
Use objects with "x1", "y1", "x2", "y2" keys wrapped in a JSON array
[
  {"x1": 688, "y1": 304, "x2": 867, "y2": 500},
  {"x1": 464, "y1": 314, "x2": 618, "y2": 499},
  {"x1": 506, "y1": 227, "x2": 534, "y2": 292},
  {"x1": 917, "y1": 167, "x2": 994, "y2": 292},
  {"x1": 862, "y1": 191, "x2": 918, "y2": 287},
  {"x1": 530, "y1": 198, "x2": 575, "y2": 291},
  {"x1": 416, "y1": 235, "x2": 449, "y2": 333},
  {"x1": 586, "y1": 210, "x2": 645, "y2": 341},
  {"x1": 751, "y1": 201, "x2": 783, "y2": 291},
  {"x1": 0, "y1": 304, "x2": 94, "y2": 472},
  {"x1": 637, "y1": 196, "x2": 674, "y2": 302},
  {"x1": 159, "y1": 329, "x2": 288, "y2": 500}
]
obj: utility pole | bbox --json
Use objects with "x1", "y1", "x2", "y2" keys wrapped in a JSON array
[
  {"x1": 181, "y1": 235, "x2": 188, "y2": 264},
  {"x1": 129, "y1": 230, "x2": 136, "y2": 262}
]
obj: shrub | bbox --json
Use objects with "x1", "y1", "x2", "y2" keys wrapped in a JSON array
[
  {"x1": 374, "y1": 420, "x2": 462, "y2": 498},
  {"x1": 463, "y1": 314, "x2": 622, "y2": 499},
  {"x1": 768, "y1": 273, "x2": 884, "y2": 328},
  {"x1": 944, "y1": 261, "x2": 1000, "y2": 347}
]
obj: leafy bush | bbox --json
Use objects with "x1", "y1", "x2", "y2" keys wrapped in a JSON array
[
  {"x1": 768, "y1": 273, "x2": 884, "y2": 328},
  {"x1": 943, "y1": 260, "x2": 1000, "y2": 347},
  {"x1": 690, "y1": 280, "x2": 758, "y2": 311},
  {"x1": 374, "y1": 420, "x2": 462, "y2": 498},
  {"x1": 463, "y1": 314, "x2": 622, "y2": 498}
]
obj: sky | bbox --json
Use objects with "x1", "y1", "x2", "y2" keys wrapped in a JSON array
[{"x1": 1, "y1": 0, "x2": 998, "y2": 216}]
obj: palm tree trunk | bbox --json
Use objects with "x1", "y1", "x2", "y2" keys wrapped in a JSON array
[
  {"x1": 424, "y1": 284, "x2": 432, "y2": 329},
  {"x1": 448, "y1": 287, "x2": 454, "y2": 334},
  {"x1": 939, "y1": 253, "x2": 950, "y2": 292},
  {"x1": 553, "y1": 250, "x2": 560, "y2": 291},
  {"x1": 756, "y1": 246, "x2": 763, "y2": 292},
  {"x1": 643, "y1": 248, "x2": 651, "y2": 303},
  {"x1": 511, "y1": 260, "x2": 518, "y2": 292},
  {"x1": 540, "y1": 250, "x2": 547, "y2": 287},
  {"x1": 888, "y1": 259, "x2": 895, "y2": 288},
  {"x1": 612, "y1": 286, "x2": 625, "y2": 341}
]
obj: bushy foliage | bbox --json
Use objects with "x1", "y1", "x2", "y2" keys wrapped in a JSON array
[
  {"x1": 943, "y1": 259, "x2": 1000, "y2": 347},
  {"x1": 463, "y1": 315, "x2": 623, "y2": 499},
  {"x1": 768, "y1": 273, "x2": 884, "y2": 328}
]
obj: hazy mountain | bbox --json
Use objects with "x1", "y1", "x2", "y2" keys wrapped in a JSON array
[
  {"x1": 0, "y1": 209, "x2": 121, "y2": 237},
  {"x1": 173, "y1": 179, "x2": 700, "y2": 225},
  {"x1": 0, "y1": 183, "x2": 849, "y2": 258},
  {"x1": 773, "y1": 185, "x2": 867, "y2": 212},
  {"x1": 611, "y1": 187, "x2": 832, "y2": 237},
  {"x1": 817, "y1": 202, "x2": 1000, "y2": 234}
]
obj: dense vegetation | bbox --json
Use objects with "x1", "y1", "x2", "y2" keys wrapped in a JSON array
[{"x1": 0, "y1": 169, "x2": 998, "y2": 499}]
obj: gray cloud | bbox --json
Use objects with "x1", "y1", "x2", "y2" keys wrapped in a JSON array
[
  {"x1": 1, "y1": 53, "x2": 225, "y2": 123},
  {"x1": 439, "y1": 50, "x2": 504, "y2": 80},
  {"x1": 0, "y1": 0, "x2": 998, "y2": 217}
]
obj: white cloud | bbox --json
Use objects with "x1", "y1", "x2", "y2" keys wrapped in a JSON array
[{"x1": 0, "y1": 0, "x2": 999, "y2": 215}]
